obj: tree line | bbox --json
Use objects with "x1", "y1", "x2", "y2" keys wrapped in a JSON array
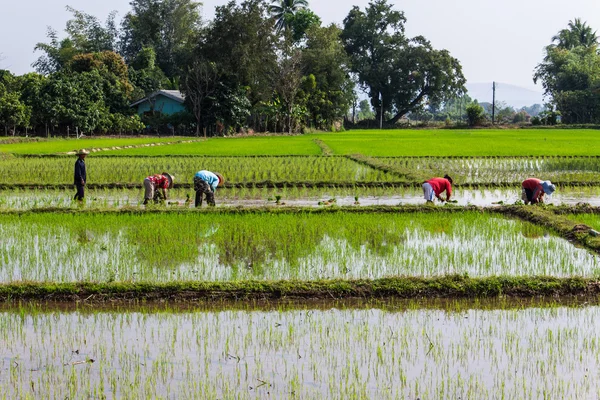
[{"x1": 0, "y1": 0, "x2": 597, "y2": 136}]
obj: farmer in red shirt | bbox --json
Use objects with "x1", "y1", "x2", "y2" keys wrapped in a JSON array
[
  {"x1": 422, "y1": 175, "x2": 453, "y2": 203},
  {"x1": 521, "y1": 178, "x2": 555, "y2": 204},
  {"x1": 143, "y1": 172, "x2": 174, "y2": 205}
]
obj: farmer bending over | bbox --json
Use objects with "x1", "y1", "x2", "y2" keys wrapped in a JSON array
[
  {"x1": 194, "y1": 170, "x2": 224, "y2": 207},
  {"x1": 521, "y1": 178, "x2": 555, "y2": 205},
  {"x1": 422, "y1": 175, "x2": 453, "y2": 204},
  {"x1": 73, "y1": 149, "x2": 89, "y2": 201},
  {"x1": 143, "y1": 172, "x2": 174, "y2": 205}
]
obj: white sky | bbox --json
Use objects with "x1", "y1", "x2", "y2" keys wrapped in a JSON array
[{"x1": 1, "y1": 0, "x2": 599, "y2": 92}]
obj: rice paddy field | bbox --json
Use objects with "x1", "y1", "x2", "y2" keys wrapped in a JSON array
[
  {"x1": 2, "y1": 299, "x2": 600, "y2": 399},
  {"x1": 3, "y1": 130, "x2": 600, "y2": 398}
]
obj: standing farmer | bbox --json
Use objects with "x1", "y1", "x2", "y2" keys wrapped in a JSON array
[
  {"x1": 521, "y1": 178, "x2": 555, "y2": 204},
  {"x1": 143, "y1": 172, "x2": 174, "y2": 205},
  {"x1": 73, "y1": 149, "x2": 89, "y2": 201},
  {"x1": 422, "y1": 175, "x2": 453, "y2": 203},
  {"x1": 194, "y1": 170, "x2": 224, "y2": 207}
]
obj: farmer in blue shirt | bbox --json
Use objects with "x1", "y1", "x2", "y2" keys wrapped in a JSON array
[
  {"x1": 194, "y1": 170, "x2": 224, "y2": 207},
  {"x1": 73, "y1": 149, "x2": 89, "y2": 201}
]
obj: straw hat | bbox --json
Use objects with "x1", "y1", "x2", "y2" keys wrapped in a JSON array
[
  {"x1": 215, "y1": 172, "x2": 225, "y2": 187},
  {"x1": 162, "y1": 172, "x2": 174, "y2": 188},
  {"x1": 76, "y1": 149, "x2": 90, "y2": 155}
]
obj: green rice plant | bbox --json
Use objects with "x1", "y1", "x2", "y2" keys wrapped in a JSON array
[
  {"x1": 0, "y1": 211, "x2": 598, "y2": 283},
  {"x1": 315, "y1": 129, "x2": 600, "y2": 156},
  {"x1": 373, "y1": 156, "x2": 600, "y2": 184},
  {"x1": 0, "y1": 156, "x2": 396, "y2": 185},
  {"x1": 0, "y1": 302, "x2": 599, "y2": 398}
]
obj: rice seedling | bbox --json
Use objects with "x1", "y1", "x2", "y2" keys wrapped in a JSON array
[
  {"x1": 0, "y1": 156, "x2": 396, "y2": 185},
  {"x1": 0, "y1": 301, "x2": 599, "y2": 399},
  {"x1": 0, "y1": 211, "x2": 597, "y2": 283},
  {"x1": 315, "y1": 129, "x2": 600, "y2": 156},
  {"x1": 369, "y1": 156, "x2": 600, "y2": 184}
]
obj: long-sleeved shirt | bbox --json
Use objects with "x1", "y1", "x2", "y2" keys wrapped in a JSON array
[
  {"x1": 426, "y1": 178, "x2": 452, "y2": 197},
  {"x1": 74, "y1": 158, "x2": 86, "y2": 185},
  {"x1": 522, "y1": 178, "x2": 543, "y2": 202},
  {"x1": 146, "y1": 174, "x2": 170, "y2": 189},
  {"x1": 195, "y1": 170, "x2": 220, "y2": 192}
]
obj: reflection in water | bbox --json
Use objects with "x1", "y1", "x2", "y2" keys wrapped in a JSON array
[
  {"x1": 1, "y1": 304, "x2": 599, "y2": 399},
  {"x1": 2, "y1": 186, "x2": 600, "y2": 209}
]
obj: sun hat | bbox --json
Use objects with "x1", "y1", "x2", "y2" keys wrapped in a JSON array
[
  {"x1": 541, "y1": 181, "x2": 556, "y2": 195},
  {"x1": 76, "y1": 149, "x2": 90, "y2": 155},
  {"x1": 162, "y1": 172, "x2": 174, "y2": 188},
  {"x1": 215, "y1": 172, "x2": 225, "y2": 187}
]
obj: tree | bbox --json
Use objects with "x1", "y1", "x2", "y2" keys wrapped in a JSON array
[
  {"x1": 0, "y1": 92, "x2": 29, "y2": 135},
  {"x1": 69, "y1": 51, "x2": 134, "y2": 114},
  {"x1": 268, "y1": 0, "x2": 308, "y2": 34},
  {"x1": 466, "y1": 103, "x2": 485, "y2": 126},
  {"x1": 201, "y1": 0, "x2": 278, "y2": 106},
  {"x1": 120, "y1": 0, "x2": 201, "y2": 79},
  {"x1": 181, "y1": 59, "x2": 219, "y2": 136},
  {"x1": 33, "y1": 29, "x2": 78, "y2": 74},
  {"x1": 341, "y1": 0, "x2": 465, "y2": 124},
  {"x1": 551, "y1": 18, "x2": 598, "y2": 50},
  {"x1": 535, "y1": 22, "x2": 600, "y2": 124},
  {"x1": 276, "y1": 50, "x2": 304, "y2": 133},
  {"x1": 357, "y1": 99, "x2": 374, "y2": 120},
  {"x1": 64, "y1": 6, "x2": 119, "y2": 53},
  {"x1": 301, "y1": 24, "x2": 354, "y2": 129},
  {"x1": 33, "y1": 7, "x2": 119, "y2": 74}
]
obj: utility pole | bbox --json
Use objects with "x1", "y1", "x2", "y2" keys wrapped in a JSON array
[
  {"x1": 379, "y1": 92, "x2": 383, "y2": 129},
  {"x1": 492, "y1": 81, "x2": 496, "y2": 124}
]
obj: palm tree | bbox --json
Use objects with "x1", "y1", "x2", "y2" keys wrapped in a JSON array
[
  {"x1": 268, "y1": 0, "x2": 309, "y2": 33},
  {"x1": 552, "y1": 18, "x2": 598, "y2": 49}
]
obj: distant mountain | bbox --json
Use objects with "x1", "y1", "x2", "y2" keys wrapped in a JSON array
[{"x1": 466, "y1": 82, "x2": 545, "y2": 109}]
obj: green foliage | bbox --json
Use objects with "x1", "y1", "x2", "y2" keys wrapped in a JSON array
[
  {"x1": 466, "y1": 103, "x2": 485, "y2": 126},
  {"x1": 341, "y1": 0, "x2": 466, "y2": 124},
  {"x1": 202, "y1": 0, "x2": 278, "y2": 106},
  {"x1": 120, "y1": 0, "x2": 201, "y2": 78},
  {"x1": 535, "y1": 20, "x2": 600, "y2": 124},
  {"x1": 268, "y1": 0, "x2": 309, "y2": 34},
  {"x1": 301, "y1": 24, "x2": 354, "y2": 130},
  {"x1": 286, "y1": 8, "x2": 321, "y2": 43}
]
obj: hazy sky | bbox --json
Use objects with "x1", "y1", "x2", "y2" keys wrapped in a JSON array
[{"x1": 2, "y1": 0, "x2": 599, "y2": 93}]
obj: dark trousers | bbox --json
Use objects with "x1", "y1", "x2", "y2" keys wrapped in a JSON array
[
  {"x1": 194, "y1": 178, "x2": 215, "y2": 206},
  {"x1": 74, "y1": 183, "x2": 85, "y2": 201},
  {"x1": 524, "y1": 188, "x2": 534, "y2": 203}
]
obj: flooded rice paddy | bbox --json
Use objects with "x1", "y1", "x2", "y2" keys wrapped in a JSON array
[
  {"x1": 1, "y1": 212, "x2": 597, "y2": 282},
  {"x1": 1, "y1": 185, "x2": 600, "y2": 210},
  {"x1": 1, "y1": 300, "x2": 599, "y2": 399}
]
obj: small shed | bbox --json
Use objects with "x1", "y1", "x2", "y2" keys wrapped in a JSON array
[{"x1": 130, "y1": 90, "x2": 186, "y2": 116}]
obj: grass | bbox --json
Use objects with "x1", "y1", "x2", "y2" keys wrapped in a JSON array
[
  {"x1": 0, "y1": 136, "x2": 197, "y2": 154},
  {"x1": 6, "y1": 129, "x2": 599, "y2": 157},
  {"x1": 100, "y1": 135, "x2": 322, "y2": 156},
  {"x1": 0, "y1": 276, "x2": 595, "y2": 301},
  {"x1": 316, "y1": 129, "x2": 600, "y2": 156}
]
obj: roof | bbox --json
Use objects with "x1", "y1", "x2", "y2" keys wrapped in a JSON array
[{"x1": 130, "y1": 90, "x2": 185, "y2": 107}]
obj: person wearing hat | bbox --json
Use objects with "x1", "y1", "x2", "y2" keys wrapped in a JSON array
[
  {"x1": 73, "y1": 149, "x2": 89, "y2": 201},
  {"x1": 143, "y1": 172, "x2": 174, "y2": 205},
  {"x1": 194, "y1": 170, "x2": 224, "y2": 207},
  {"x1": 422, "y1": 174, "x2": 453, "y2": 204},
  {"x1": 521, "y1": 178, "x2": 556, "y2": 205}
]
